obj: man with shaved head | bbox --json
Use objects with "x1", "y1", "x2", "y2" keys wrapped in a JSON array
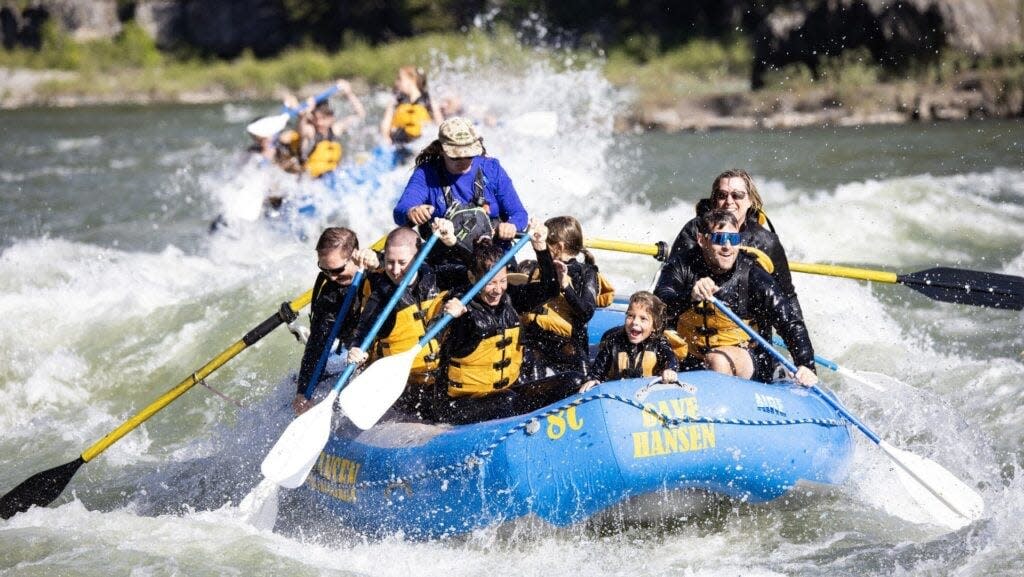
[{"x1": 346, "y1": 219, "x2": 466, "y2": 419}]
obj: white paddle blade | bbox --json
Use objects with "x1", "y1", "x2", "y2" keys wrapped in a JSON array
[
  {"x1": 837, "y1": 366, "x2": 887, "y2": 392},
  {"x1": 246, "y1": 113, "x2": 289, "y2": 139},
  {"x1": 880, "y1": 440, "x2": 985, "y2": 529},
  {"x1": 511, "y1": 111, "x2": 558, "y2": 138},
  {"x1": 261, "y1": 390, "x2": 338, "y2": 488},
  {"x1": 338, "y1": 346, "x2": 420, "y2": 430}
]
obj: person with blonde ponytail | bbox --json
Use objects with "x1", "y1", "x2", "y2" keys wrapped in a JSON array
[{"x1": 669, "y1": 169, "x2": 801, "y2": 313}]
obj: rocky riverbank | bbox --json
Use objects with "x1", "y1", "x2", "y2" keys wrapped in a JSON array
[
  {"x1": 623, "y1": 71, "x2": 1024, "y2": 132},
  {"x1": 2, "y1": 0, "x2": 1022, "y2": 131}
]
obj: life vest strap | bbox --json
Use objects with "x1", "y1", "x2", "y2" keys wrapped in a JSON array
[{"x1": 695, "y1": 326, "x2": 718, "y2": 336}]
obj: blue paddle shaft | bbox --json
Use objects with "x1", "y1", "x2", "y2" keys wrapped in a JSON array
[
  {"x1": 303, "y1": 269, "x2": 364, "y2": 400},
  {"x1": 710, "y1": 297, "x2": 881, "y2": 444},
  {"x1": 771, "y1": 335, "x2": 838, "y2": 371},
  {"x1": 282, "y1": 85, "x2": 341, "y2": 116},
  {"x1": 419, "y1": 235, "x2": 533, "y2": 346},
  {"x1": 329, "y1": 234, "x2": 441, "y2": 395}
]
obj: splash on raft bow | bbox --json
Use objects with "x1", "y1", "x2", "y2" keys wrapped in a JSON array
[{"x1": 284, "y1": 371, "x2": 854, "y2": 538}]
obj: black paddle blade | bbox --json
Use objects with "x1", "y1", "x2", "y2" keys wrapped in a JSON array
[
  {"x1": 0, "y1": 457, "x2": 84, "y2": 519},
  {"x1": 901, "y1": 267, "x2": 1024, "y2": 310}
]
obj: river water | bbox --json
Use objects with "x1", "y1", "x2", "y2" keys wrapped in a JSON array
[{"x1": 1, "y1": 62, "x2": 1022, "y2": 576}]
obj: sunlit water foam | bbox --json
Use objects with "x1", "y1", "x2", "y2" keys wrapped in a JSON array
[{"x1": 204, "y1": 56, "x2": 623, "y2": 247}]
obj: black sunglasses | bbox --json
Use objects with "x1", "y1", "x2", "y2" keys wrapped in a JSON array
[
  {"x1": 713, "y1": 189, "x2": 747, "y2": 201},
  {"x1": 319, "y1": 261, "x2": 349, "y2": 276}
]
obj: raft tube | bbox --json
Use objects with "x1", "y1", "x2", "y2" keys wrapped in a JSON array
[{"x1": 292, "y1": 370, "x2": 853, "y2": 538}]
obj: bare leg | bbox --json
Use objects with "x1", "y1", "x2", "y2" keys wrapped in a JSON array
[{"x1": 704, "y1": 346, "x2": 755, "y2": 379}]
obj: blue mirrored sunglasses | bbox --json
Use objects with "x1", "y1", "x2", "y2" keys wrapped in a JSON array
[{"x1": 708, "y1": 232, "x2": 742, "y2": 246}]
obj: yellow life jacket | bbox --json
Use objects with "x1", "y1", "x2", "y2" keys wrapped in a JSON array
[
  {"x1": 305, "y1": 139, "x2": 342, "y2": 178},
  {"x1": 663, "y1": 329, "x2": 689, "y2": 359},
  {"x1": 739, "y1": 245, "x2": 774, "y2": 274},
  {"x1": 372, "y1": 293, "x2": 447, "y2": 385},
  {"x1": 676, "y1": 303, "x2": 755, "y2": 359},
  {"x1": 391, "y1": 102, "x2": 432, "y2": 140},
  {"x1": 520, "y1": 266, "x2": 615, "y2": 338},
  {"x1": 595, "y1": 272, "x2": 615, "y2": 307},
  {"x1": 611, "y1": 348, "x2": 659, "y2": 379},
  {"x1": 447, "y1": 326, "x2": 523, "y2": 398},
  {"x1": 675, "y1": 252, "x2": 770, "y2": 359},
  {"x1": 521, "y1": 291, "x2": 575, "y2": 339}
]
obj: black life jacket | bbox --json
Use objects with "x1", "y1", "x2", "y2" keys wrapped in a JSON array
[{"x1": 442, "y1": 166, "x2": 494, "y2": 253}]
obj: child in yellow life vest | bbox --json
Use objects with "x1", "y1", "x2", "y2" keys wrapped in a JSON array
[
  {"x1": 433, "y1": 220, "x2": 581, "y2": 425},
  {"x1": 520, "y1": 216, "x2": 613, "y2": 379},
  {"x1": 580, "y1": 292, "x2": 678, "y2": 393}
]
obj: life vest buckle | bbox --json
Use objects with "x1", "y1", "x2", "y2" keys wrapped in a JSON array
[
  {"x1": 494, "y1": 378, "x2": 510, "y2": 389},
  {"x1": 492, "y1": 358, "x2": 512, "y2": 370},
  {"x1": 696, "y1": 326, "x2": 718, "y2": 336},
  {"x1": 412, "y1": 310, "x2": 427, "y2": 321},
  {"x1": 495, "y1": 336, "x2": 513, "y2": 348}
]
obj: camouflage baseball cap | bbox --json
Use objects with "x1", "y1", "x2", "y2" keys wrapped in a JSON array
[{"x1": 438, "y1": 117, "x2": 483, "y2": 158}]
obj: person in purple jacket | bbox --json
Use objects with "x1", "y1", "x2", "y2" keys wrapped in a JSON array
[{"x1": 392, "y1": 117, "x2": 529, "y2": 259}]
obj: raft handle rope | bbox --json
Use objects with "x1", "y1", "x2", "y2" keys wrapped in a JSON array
[
  {"x1": 311, "y1": 391, "x2": 847, "y2": 492},
  {"x1": 195, "y1": 375, "x2": 244, "y2": 408}
]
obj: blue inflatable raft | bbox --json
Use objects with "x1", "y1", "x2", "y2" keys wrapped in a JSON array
[{"x1": 289, "y1": 311, "x2": 854, "y2": 538}]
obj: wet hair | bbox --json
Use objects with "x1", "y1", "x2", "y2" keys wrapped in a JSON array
[
  {"x1": 710, "y1": 169, "x2": 763, "y2": 219},
  {"x1": 545, "y1": 216, "x2": 595, "y2": 266},
  {"x1": 627, "y1": 291, "x2": 666, "y2": 334},
  {"x1": 470, "y1": 236, "x2": 505, "y2": 278},
  {"x1": 313, "y1": 100, "x2": 334, "y2": 116},
  {"x1": 315, "y1": 227, "x2": 358, "y2": 255},
  {"x1": 384, "y1": 226, "x2": 421, "y2": 252},
  {"x1": 414, "y1": 138, "x2": 488, "y2": 168},
  {"x1": 697, "y1": 209, "x2": 739, "y2": 234}
]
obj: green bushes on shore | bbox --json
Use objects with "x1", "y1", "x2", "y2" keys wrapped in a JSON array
[
  {"x1": 2, "y1": 18, "x2": 1021, "y2": 117},
  {"x1": 0, "y1": 23, "x2": 556, "y2": 98}
]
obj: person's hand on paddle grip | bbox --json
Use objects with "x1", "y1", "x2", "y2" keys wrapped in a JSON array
[
  {"x1": 691, "y1": 277, "x2": 718, "y2": 302},
  {"x1": 495, "y1": 222, "x2": 518, "y2": 240},
  {"x1": 793, "y1": 366, "x2": 818, "y2": 387},
  {"x1": 292, "y1": 394, "x2": 313, "y2": 415},
  {"x1": 444, "y1": 298, "x2": 467, "y2": 318},
  {"x1": 526, "y1": 218, "x2": 548, "y2": 250},
  {"x1": 579, "y1": 379, "x2": 600, "y2": 393},
  {"x1": 661, "y1": 369, "x2": 677, "y2": 383},
  {"x1": 432, "y1": 218, "x2": 457, "y2": 247},
  {"x1": 347, "y1": 347, "x2": 368, "y2": 366},
  {"x1": 407, "y1": 204, "x2": 435, "y2": 225},
  {"x1": 353, "y1": 247, "x2": 379, "y2": 270}
]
